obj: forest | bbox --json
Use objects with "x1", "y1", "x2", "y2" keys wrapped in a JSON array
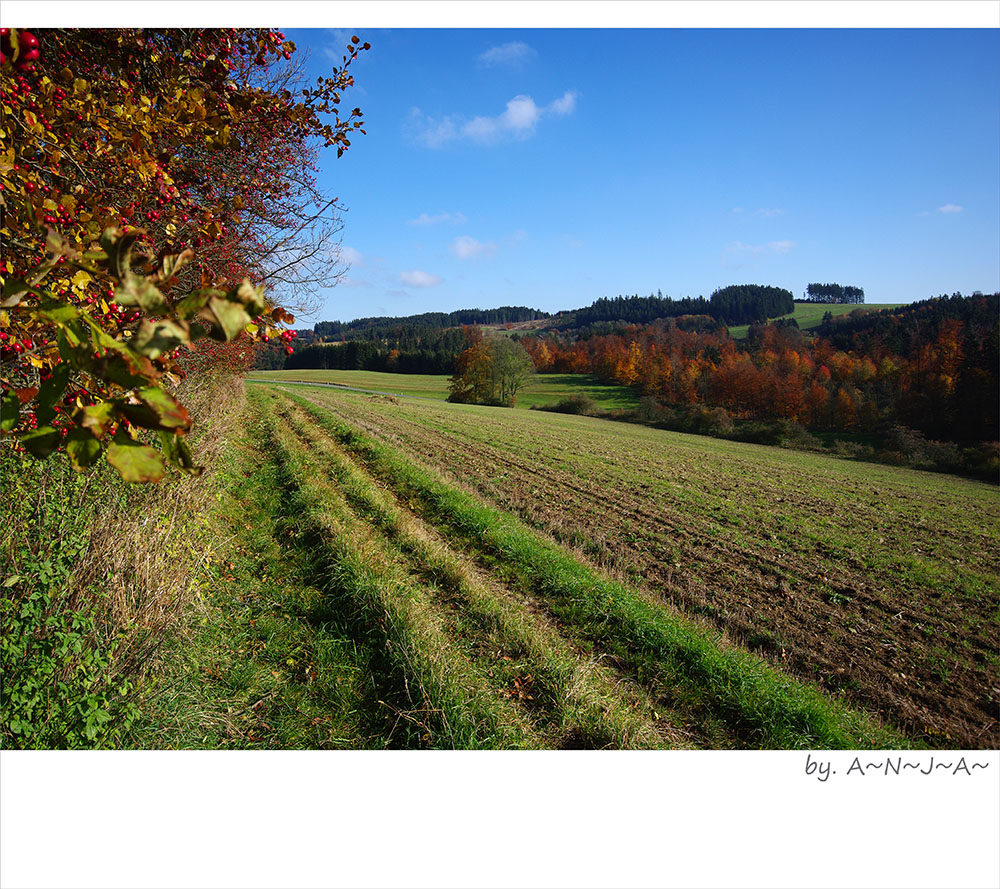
[
  {"x1": 518, "y1": 293, "x2": 998, "y2": 467},
  {"x1": 264, "y1": 283, "x2": 998, "y2": 472},
  {"x1": 569, "y1": 284, "x2": 794, "y2": 328}
]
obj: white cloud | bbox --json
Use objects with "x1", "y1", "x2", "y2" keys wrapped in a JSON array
[
  {"x1": 548, "y1": 91, "x2": 577, "y2": 115},
  {"x1": 339, "y1": 245, "x2": 364, "y2": 267},
  {"x1": 408, "y1": 90, "x2": 578, "y2": 148},
  {"x1": 451, "y1": 235, "x2": 498, "y2": 260},
  {"x1": 938, "y1": 203, "x2": 963, "y2": 214},
  {"x1": 399, "y1": 269, "x2": 443, "y2": 288},
  {"x1": 756, "y1": 208, "x2": 785, "y2": 217},
  {"x1": 478, "y1": 41, "x2": 535, "y2": 67},
  {"x1": 408, "y1": 212, "x2": 467, "y2": 226},
  {"x1": 406, "y1": 109, "x2": 459, "y2": 149}
]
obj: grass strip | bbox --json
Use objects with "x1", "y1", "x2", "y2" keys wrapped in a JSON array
[
  {"x1": 128, "y1": 402, "x2": 410, "y2": 749},
  {"x1": 280, "y1": 386, "x2": 914, "y2": 749},
  {"x1": 279, "y1": 398, "x2": 688, "y2": 749},
  {"x1": 263, "y1": 392, "x2": 541, "y2": 748}
]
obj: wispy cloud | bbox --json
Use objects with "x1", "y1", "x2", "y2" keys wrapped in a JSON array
[
  {"x1": 408, "y1": 212, "x2": 467, "y2": 226},
  {"x1": 399, "y1": 269, "x2": 443, "y2": 288},
  {"x1": 478, "y1": 41, "x2": 536, "y2": 67},
  {"x1": 339, "y1": 245, "x2": 364, "y2": 267},
  {"x1": 408, "y1": 90, "x2": 578, "y2": 148},
  {"x1": 938, "y1": 203, "x2": 963, "y2": 214},
  {"x1": 727, "y1": 240, "x2": 796, "y2": 256},
  {"x1": 756, "y1": 208, "x2": 785, "y2": 217},
  {"x1": 451, "y1": 235, "x2": 498, "y2": 260}
]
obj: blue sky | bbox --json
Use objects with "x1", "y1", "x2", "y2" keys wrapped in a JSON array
[{"x1": 288, "y1": 26, "x2": 999, "y2": 323}]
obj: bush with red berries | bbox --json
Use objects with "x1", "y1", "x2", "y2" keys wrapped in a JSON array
[{"x1": 0, "y1": 29, "x2": 369, "y2": 480}]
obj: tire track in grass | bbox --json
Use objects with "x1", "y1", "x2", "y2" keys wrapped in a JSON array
[
  {"x1": 143, "y1": 402, "x2": 437, "y2": 749},
  {"x1": 276, "y1": 395, "x2": 696, "y2": 749},
  {"x1": 262, "y1": 391, "x2": 544, "y2": 749},
  {"x1": 277, "y1": 387, "x2": 909, "y2": 749}
]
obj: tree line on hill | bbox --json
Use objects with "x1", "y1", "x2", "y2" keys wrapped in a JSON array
[
  {"x1": 256, "y1": 288, "x2": 998, "y2": 471},
  {"x1": 803, "y1": 283, "x2": 865, "y2": 303},
  {"x1": 571, "y1": 284, "x2": 794, "y2": 328},
  {"x1": 312, "y1": 306, "x2": 548, "y2": 341}
]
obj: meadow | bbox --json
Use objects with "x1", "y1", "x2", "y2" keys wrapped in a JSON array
[
  {"x1": 727, "y1": 301, "x2": 905, "y2": 339},
  {"x1": 249, "y1": 369, "x2": 639, "y2": 410},
  {"x1": 224, "y1": 380, "x2": 998, "y2": 749}
]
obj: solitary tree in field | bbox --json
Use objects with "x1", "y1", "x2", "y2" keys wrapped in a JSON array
[{"x1": 448, "y1": 337, "x2": 535, "y2": 406}]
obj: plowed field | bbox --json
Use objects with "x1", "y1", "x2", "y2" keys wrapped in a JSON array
[{"x1": 257, "y1": 382, "x2": 999, "y2": 749}]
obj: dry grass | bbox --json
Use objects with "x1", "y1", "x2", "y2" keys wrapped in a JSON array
[{"x1": 69, "y1": 375, "x2": 249, "y2": 692}]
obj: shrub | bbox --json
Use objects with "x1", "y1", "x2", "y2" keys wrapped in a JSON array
[{"x1": 538, "y1": 394, "x2": 598, "y2": 415}]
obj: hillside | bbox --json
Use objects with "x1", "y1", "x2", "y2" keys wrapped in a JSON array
[{"x1": 727, "y1": 301, "x2": 906, "y2": 339}]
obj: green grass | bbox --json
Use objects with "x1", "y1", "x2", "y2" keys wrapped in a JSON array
[
  {"x1": 130, "y1": 403, "x2": 438, "y2": 748},
  {"x1": 728, "y1": 302, "x2": 905, "y2": 339},
  {"x1": 1, "y1": 450, "x2": 139, "y2": 748},
  {"x1": 275, "y1": 399, "x2": 683, "y2": 748},
  {"x1": 248, "y1": 369, "x2": 639, "y2": 411}
]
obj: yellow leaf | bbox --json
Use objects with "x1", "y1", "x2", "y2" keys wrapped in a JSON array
[
  {"x1": 27, "y1": 354, "x2": 43, "y2": 368},
  {"x1": 71, "y1": 270, "x2": 92, "y2": 290}
]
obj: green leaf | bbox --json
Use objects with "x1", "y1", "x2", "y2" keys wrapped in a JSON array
[
  {"x1": 159, "y1": 249, "x2": 194, "y2": 282},
  {"x1": 35, "y1": 301, "x2": 81, "y2": 325},
  {"x1": 100, "y1": 228, "x2": 144, "y2": 281},
  {"x1": 21, "y1": 426, "x2": 62, "y2": 458},
  {"x1": 159, "y1": 430, "x2": 203, "y2": 476},
  {"x1": 65, "y1": 428, "x2": 102, "y2": 471},
  {"x1": 1, "y1": 391, "x2": 20, "y2": 432},
  {"x1": 132, "y1": 319, "x2": 190, "y2": 358},
  {"x1": 75, "y1": 401, "x2": 115, "y2": 438},
  {"x1": 3, "y1": 575, "x2": 21, "y2": 587},
  {"x1": 35, "y1": 363, "x2": 72, "y2": 426},
  {"x1": 120, "y1": 386, "x2": 190, "y2": 432},
  {"x1": 206, "y1": 295, "x2": 251, "y2": 341},
  {"x1": 1, "y1": 278, "x2": 41, "y2": 308},
  {"x1": 175, "y1": 290, "x2": 214, "y2": 321},
  {"x1": 88, "y1": 331, "x2": 159, "y2": 387},
  {"x1": 114, "y1": 274, "x2": 167, "y2": 313},
  {"x1": 106, "y1": 431, "x2": 165, "y2": 483},
  {"x1": 229, "y1": 279, "x2": 266, "y2": 316}
]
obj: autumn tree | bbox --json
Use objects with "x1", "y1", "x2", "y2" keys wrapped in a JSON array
[{"x1": 448, "y1": 337, "x2": 535, "y2": 406}]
